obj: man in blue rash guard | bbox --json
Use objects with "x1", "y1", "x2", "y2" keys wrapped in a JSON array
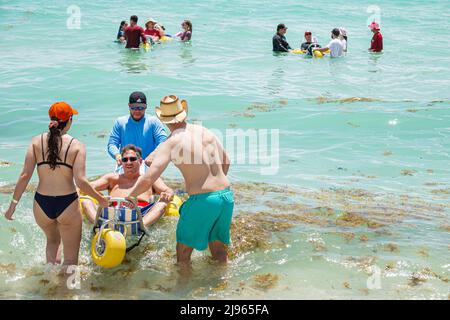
[{"x1": 107, "y1": 91, "x2": 168, "y2": 171}]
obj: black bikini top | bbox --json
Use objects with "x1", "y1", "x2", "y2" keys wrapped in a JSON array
[{"x1": 37, "y1": 134, "x2": 75, "y2": 169}]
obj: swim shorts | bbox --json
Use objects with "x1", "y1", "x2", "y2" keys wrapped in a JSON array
[{"x1": 176, "y1": 187, "x2": 234, "y2": 250}]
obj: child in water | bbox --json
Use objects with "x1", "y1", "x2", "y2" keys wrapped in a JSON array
[
  {"x1": 117, "y1": 20, "x2": 128, "y2": 43},
  {"x1": 175, "y1": 20, "x2": 192, "y2": 41}
]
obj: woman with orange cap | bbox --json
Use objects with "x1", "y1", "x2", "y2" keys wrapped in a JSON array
[{"x1": 3, "y1": 102, "x2": 108, "y2": 267}]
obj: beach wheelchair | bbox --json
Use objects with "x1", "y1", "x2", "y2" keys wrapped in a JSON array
[{"x1": 85, "y1": 195, "x2": 183, "y2": 268}]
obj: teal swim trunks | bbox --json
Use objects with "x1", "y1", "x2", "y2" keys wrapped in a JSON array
[{"x1": 176, "y1": 187, "x2": 234, "y2": 251}]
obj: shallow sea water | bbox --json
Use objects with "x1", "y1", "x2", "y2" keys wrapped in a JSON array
[{"x1": 0, "y1": 0, "x2": 449, "y2": 299}]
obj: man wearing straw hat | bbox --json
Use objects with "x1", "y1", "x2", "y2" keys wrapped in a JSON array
[{"x1": 127, "y1": 95, "x2": 233, "y2": 268}]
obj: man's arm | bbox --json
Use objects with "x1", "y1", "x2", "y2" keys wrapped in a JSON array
[
  {"x1": 90, "y1": 173, "x2": 116, "y2": 192},
  {"x1": 107, "y1": 120, "x2": 122, "y2": 163},
  {"x1": 140, "y1": 27, "x2": 147, "y2": 44},
  {"x1": 145, "y1": 120, "x2": 168, "y2": 166},
  {"x1": 127, "y1": 140, "x2": 173, "y2": 201},
  {"x1": 152, "y1": 178, "x2": 174, "y2": 202}
]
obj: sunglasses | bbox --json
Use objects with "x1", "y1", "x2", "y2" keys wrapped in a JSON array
[
  {"x1": 122, "y1": 156, "x2": 138, "y2": 163},
  {"x1": 130, "y1": 106, "x2": 147, "y2": 111}
]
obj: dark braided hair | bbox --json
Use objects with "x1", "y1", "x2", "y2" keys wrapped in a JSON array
[{"x1": 47, "y1": 116, "x2": 69, "y2": 170}]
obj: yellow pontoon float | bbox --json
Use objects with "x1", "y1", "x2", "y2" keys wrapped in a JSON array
[{"x1": 87, "y1": 195, "x2": 183, "y2": 268}]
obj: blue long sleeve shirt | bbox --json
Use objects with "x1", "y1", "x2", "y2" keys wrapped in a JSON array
[{"x1": 107, "y1": 114, "x2": 168, "y2": 160}]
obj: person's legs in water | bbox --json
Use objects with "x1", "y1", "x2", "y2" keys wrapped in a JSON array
[
  {"x1": 142, "y1": 201, "x2": 167, "y2": 227},
  {"x1": 176, "y1": 242, "x2": 194, "y2": 286},
  {"x1": 56, "y1": 199, "x2": 82, "y2": 267},
  {"x1": 33, "y1": 201, "x2": 62, "y2": 264},
  {"x1": 208, "y1": 240, "x2": 227, "y2": 264}
]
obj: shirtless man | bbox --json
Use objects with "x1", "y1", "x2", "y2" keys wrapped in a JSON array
[
  {"x1": 81, "y1": 144, "x2": 173, "y2": 227},
  {"x1": 127, "y1": 95, "x2": 233, "y2": 266}
]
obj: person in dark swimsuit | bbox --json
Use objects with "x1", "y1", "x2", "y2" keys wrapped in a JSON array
[{"x1": 3, "y1": 102, "x2": 108, "y2": 267}]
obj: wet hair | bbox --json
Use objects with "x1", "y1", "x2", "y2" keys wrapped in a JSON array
[
  {"x1": 332, "y1": 28, "x2": 340, "y2": 37},
  {"x1": 130, "y1": 15, "x2": 138, "y2": 23},
  {"x1": 47, "y1": 117, "x2": 69, "y2": 170},
  {"x1": 117, "y1": 20, "x2": 126, "y2": 39},
  {"x1": 277, "y1": 23, "x2": 286, "y2": 32},
  {"x1": 183, "y1": 20, "x2": 192, "y2": 32},
  {"x1": 121, "y1": 144, "x2": 142, "y2": 158}
]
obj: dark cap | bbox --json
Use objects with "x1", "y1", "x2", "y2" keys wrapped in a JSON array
[
  {"x1": 129, "y1": 91, "x2": 147, "y2": 106},
  {"x1": 331, "y1": 28, "x2": 340, "y2": 37},
  {"x1": 277, "y1": 23, "x2": 287, "y2": 31}
]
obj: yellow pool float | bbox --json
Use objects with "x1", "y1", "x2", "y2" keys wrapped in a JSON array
[{"x1": 160, "y1": 36, "x2": 173, "y2": 42}]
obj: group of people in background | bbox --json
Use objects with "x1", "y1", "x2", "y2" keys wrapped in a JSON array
[
  {"x1": 272, "y1": 21, "x2": 383, "y2": 56},
  {"x1": 117, "y1": 15, "x2": 192, "y2": 49}
]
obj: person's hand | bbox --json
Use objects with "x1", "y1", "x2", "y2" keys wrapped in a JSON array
[
  {"x1": 125, "y1": 196, "x2": 138, "y2": 209},
  {"x1": 98, "y1": 196, "x2": 109, "y2": 208},
  {"x1": 159, "y1": 191, "x2": 174, "y2": 203},
  {"x1": 4, "y1": 203, "x2": 16, "y2": 221},
  {"x1": 115, "y1": 154, "x2": 122, "y2": 166}
]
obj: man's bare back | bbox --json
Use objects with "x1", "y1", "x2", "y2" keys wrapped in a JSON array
[{"x1": 167, "y1": 123, "x2": 230, "y2": 195}]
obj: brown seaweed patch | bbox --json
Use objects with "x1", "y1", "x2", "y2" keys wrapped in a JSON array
[
  {"x1": 39, "y1": 279, "x2": 50, "y2": 285},
  {"x1": 408, "y1": 268, "x2": 449, "y2": 286},
  {"x1": 0, "y1": 263, "x2": 16, "y2": 274},
  {"x1": 383, "y1": 151, "x2": 393, "y2": 156},
  {"x1": 401, "y1": 169, "x2": 416, "y2": 176},
  {"x1": 385, "y1": 262, "x2": 395, "y2": 271},
  {"x1": 417, "y1": 248, "x2": 429, "y2": 257},
  {"x1": 383, "y1": 243, "x2": 399, "y2": 252},
  {"x1": 251, "y1": 273, "x2": 279, "y2": 290},
  {"x1": 312, "y1": 96, "x2": 383, "y2": 105},
  {"x1": 406, "y1": 109, "x2": 417, "y2": 113},
  {"x1": 0, "y1": 160, "x2": 13, "y2": 167},
  {"x1": 347, "y1": 122, "x2": 360, "y2": 128},
  {"x1": 440, "y1": 225, "x2": 450, "y2": 232},
  {"x1": 0, "y1": 183, "x2": 37, "y2": 194},
  {"x1": 408, "y1": 273, "x2": 427, "y2": 286},
  {"x1": 430, "y1": 189, "x2": 450, "y2": 195},
  {"x1": 335, "y1": 212, "x2": 385, "y2": 229},
  {"x1": 228, "y1": 123, "x2": 238, "y2": 128},
  {"x1": 90, "y1": 283, "x2": 106, "y2": 293},
  {"x1": 359, "y1": 234, "x2": 369, "y2": 242},
  {"x1": 212, "y1": 281, "x2": 229, "y2": 292},
  {"x1": 343, "y1": 282, "x2": 351, "y2": 289},
  {"x1": 345, "y1": 256, "x2": 376, "y2": 269},
  {"x1": 426, "y1": 169, "x2": 434, "y2": 174},
  {"x1": 332, "y1": 232, "x2": 355, "y2": 243},
  {"x1": 278, "y1": 99, "x2": 289, "y2": 106}
]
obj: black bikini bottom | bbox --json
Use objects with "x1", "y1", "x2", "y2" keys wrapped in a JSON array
[{"x1": 34, "y1": 192, "x2": 78, "y2": 220}]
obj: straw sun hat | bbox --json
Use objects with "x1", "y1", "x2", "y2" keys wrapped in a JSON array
[{"x1": 155, "y1": 95, "x2": 188, "y2": 124}]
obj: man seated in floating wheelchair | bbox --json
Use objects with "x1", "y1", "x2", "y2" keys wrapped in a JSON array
[{"x1": 90, "y1": 195, "x2": 183, "y2": 268}]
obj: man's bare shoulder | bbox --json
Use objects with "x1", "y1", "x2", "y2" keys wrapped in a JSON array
[{"x1": 102, "y1": 172, "x2": 120, "y2": 183}]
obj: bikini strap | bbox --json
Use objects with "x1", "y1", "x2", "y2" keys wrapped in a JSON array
[
  {"x1": 64, "y1": 138, "x2": 75, "y2": 164},
  {"x1": 41, "y1": 134, "x2": 45, "y2": 162}
]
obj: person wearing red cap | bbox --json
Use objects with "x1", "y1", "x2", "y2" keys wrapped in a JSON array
[
  {"x1": 3, "y1": 102, "x2": 108, "y2": 267},
  {"x1": 300, "y1": 30, "x2": 321, "y2": 55},
  {"x1": 368, "y1": 21, "x2": 383, "y2": 52}
]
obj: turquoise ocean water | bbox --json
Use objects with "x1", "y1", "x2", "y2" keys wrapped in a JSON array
[{"x1": 0, "y1": 0, "x2": 449, "y2": 299}]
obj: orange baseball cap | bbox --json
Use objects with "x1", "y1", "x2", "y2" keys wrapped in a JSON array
[{"x1": 48, "y1": 102, "x2": 78, "y2": 122}]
